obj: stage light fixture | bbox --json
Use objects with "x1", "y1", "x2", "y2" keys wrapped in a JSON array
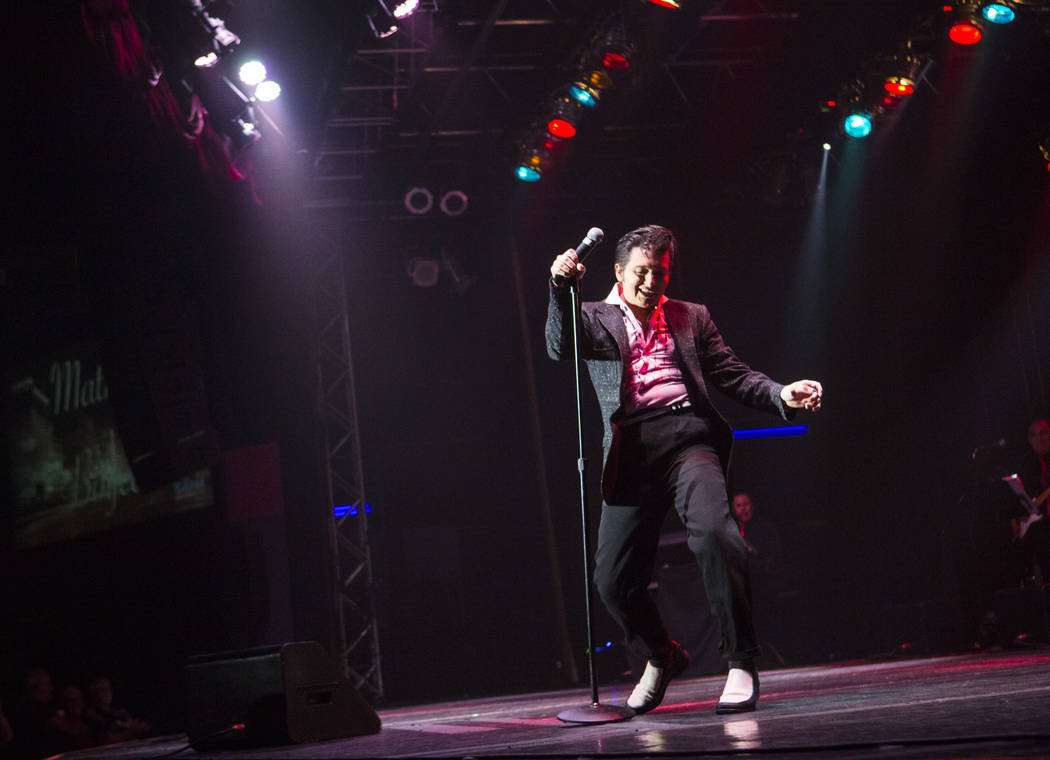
[
  {"x1": 981, "y1": 3, "x2": 1016, "y2": 22},
  {"x1": 255, "y1": 80, "x2": 281, "y2": 102},
  {"x1": 367, "y1": 3, "x2": 399, "y2": 38},
  {"x1": 880, "y1": 45, "x2": 928, "y2": 103},
  {"x1": 368, "y1": 16, "x2": 398, "y2": 38},
  {"x1": 546, "y1": 94, "x2": 583, "y2": 139},
  {"x1": 946, "y1": 2, "x2": 984, "y2": 44},
  {"x1": 569, "y1": 84, "x2": 600, "y2": 108},
  {"x1": 883, "y1": 77, "x2": 916, "y2": 97},
  {"x1": 646, "y1": 0, "x2": 681, "y2": 8},
  {"x1": 514, "y1": 140, "x2": 551, "y2": 183},
  {"x1": 844, "y1": 113, "x2": 873, "y2": 138},
  {"x1": 382, "y1": 0, "x2": 420, "y2": 19},
  {"x1": 239, "y1": 60, "x2": 267, "y2": 86},
  {"x1": 189, "y1": 0, "x2": 241, "y2": 67},
  {"x1": 581, "y1": 69, "x2": 614, "y2": 91},
  {"x1": 547, "y1": 119, "x2": 576, "y2": 139},
  {"x1": 949, "y1": 19, "x2": 983, "y2": 43},
  {"x1": 570, "y1": 66, "x2": 615, "y2": 109},
  {"x1": 596, "y1": 24, "x2": 635, "y2": 70},
  {"x1": 231, "y1": 116, "x2": 262, "y2": 153}
]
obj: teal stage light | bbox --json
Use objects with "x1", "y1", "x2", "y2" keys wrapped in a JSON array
[
  {"x1": 981, "y1": 3, "x2": 1015, "y2": 23},
  {"x1": 569, "y1": 84, "x2": 599, "y2": 108},
  {"x1": 515, "y1": 165, "x2": 541, "y2": 182},
  {"x1": 843, "y1": 113, "x2": 873, "y2": 138}
]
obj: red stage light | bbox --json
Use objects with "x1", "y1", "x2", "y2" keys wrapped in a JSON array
[
  {"x1": 602, "y1": 52, "x2": 630, "y2": 69},
  {"x1": 646, "y1": 0, "x2": 681, "y2": 7},
  {"x1": 547, "y1": 119, "x2": 577, "y2": 139},
  {"x1": 883, "y1": 77, "x2": 915, "y2": 97},
  {"x1": 948, "y1": 22, "x2": 982, "y2": 45}
]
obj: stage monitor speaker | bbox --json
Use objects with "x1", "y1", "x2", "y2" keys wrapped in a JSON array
[{"x1": 184, "y1": 641, "x2": 380, "y2": 749}]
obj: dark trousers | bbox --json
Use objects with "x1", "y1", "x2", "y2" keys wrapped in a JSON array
[{"x1": 594, "y1": 409, "x2": 759, "y2": 664}]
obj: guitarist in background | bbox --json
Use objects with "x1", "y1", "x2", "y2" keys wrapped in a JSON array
[{"x1": 1015, "y1": 418, "x2": 1050, "y2": 585}]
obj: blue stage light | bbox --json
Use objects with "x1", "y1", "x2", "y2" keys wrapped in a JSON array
[
  {"x1": 515, "y1": 165, "x2": 541, "y2": 182},
  {"x1": 733, "y1": 426, "x2": 808, "y2": 440},
  {"x1": 981, "y1": 3, "x2": 1015, "y2": 24},
  {"x1": 333, "y1": 502, "x2": 373, "y2": 517},
  {"x1": 843, "y1": 113, "x2": 873, "y2": 138},
  {"x1": 569, "y1": 84, "x2": 599, "y2": 108}
]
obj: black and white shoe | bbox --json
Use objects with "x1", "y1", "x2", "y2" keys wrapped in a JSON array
[
  {"x1": 715, "y1": 660, "x2": 759, "y2": 714},
  {"x1": 627, "y1": 641, "x2": 690, "y2": 714}
]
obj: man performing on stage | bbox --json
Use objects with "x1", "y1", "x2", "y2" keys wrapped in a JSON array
[{"x1": 546, "y1": 224, "x2": 822, "y2": 714}]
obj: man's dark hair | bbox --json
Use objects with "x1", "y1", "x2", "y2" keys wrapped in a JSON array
[{"x1": 615, "y1": 225, "x2": 677, "y2": 269}]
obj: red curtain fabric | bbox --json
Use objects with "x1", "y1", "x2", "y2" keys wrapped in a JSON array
[{"x1": 79, "y1": 0, "x2": 249, "y2": 193}]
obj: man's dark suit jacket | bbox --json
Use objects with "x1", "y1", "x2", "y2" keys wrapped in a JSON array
[{"x1": 546, "y1": 282, "x2": 792, "y2": 504}]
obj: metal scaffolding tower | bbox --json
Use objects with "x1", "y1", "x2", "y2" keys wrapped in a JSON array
[{"x1": 315, "y1": 246, "x2": 383, "y2": 701}]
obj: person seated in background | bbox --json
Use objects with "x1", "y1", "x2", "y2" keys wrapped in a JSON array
[
  {"x1": 84, "y1": 677, "x2": 151, "y2": 745},
  {"x1": 731, "y1": 492, "x2": 784, "y2": 591},
  {"x1": 44, "y1": 686, "x2": 96, "y2": 754},
  {"x1": 9, "y1": 667, "x2": 57, "y2": 759},
  {"x1": 1, "y1": 698, "x2": 14, "y2": 759}
]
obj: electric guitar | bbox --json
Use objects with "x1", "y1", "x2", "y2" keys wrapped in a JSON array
[{"x1": 1003, "y1": 474, "x2": 1050, "y2": 539}]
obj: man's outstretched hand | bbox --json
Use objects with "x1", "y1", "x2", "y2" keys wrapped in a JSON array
[{"x1": 781, "y1": 380, "x2": 823, "y2": 411}]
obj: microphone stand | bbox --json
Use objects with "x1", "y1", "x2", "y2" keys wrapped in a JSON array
[{"x1": 556, "y1": 277, "x2": 633, "y2": 724}]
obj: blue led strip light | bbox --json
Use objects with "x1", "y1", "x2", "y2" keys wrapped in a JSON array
[
  {"x1": 333, "y1": 503, "x2": 373, "y2": 517},
  {"x1": 732, "y1": 426, "x2": 808, "y2": 440}
]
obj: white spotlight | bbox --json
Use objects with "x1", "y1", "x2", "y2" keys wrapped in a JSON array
[
  {"x1": 255, "y1": 80, "x2": 282, "y2": 102},
  {"x1": 239, "y1": 60, "x2": 267, "y2": 86},
  {"x1": 194, "y1": 52, "x2": 219, "y2": 68},
  {"x1": 390, "y1": 0, "x2": 420, "y2": 19}
]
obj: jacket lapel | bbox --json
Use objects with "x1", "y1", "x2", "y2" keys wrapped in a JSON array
[
  {"x1": 595, "y1": 302, "x2": 630, "y2": 357},
  {"x1": 665, "y1": 300, "x2": 702, "y2": 383}
]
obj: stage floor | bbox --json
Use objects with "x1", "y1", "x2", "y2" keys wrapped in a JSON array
[{"x1": 57, "y1": 649, "x2": 1050, "y2": 759}]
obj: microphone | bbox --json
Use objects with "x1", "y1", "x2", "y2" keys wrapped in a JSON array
[
  {"x1": 575, "y1": 227, "x2": 605, "y2": 262},
  {"x1": 554, "y1": 227, "x2": 605, "y2": 285}
]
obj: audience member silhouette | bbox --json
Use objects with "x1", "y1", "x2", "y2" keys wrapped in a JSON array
[
  {"x1": 731, "y1": 493, "x2": 784, "y2": 590},
  {"x1": 9, "y1": 667, "x2": 57, "y2": 759},
  {"x1": 44, "y1": 686, "x2": 95, "y2": 754},
  {"x1": 0, "y1": 698, "x2": 14, "y2": 759},
  {"x1": 85, "y1": 677, "x2": 151, "y2": 745}
]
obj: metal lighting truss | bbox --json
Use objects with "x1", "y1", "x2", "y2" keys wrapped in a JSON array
[{"x1": 316, "y1": 247, "x2": 383, "y2": 701}]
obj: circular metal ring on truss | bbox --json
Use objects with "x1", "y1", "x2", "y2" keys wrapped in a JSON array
[
  {"x1": 440, "y1": 190, "x2": 469, "y2": 217},
  {"x1": 404, "y1": 187, "x2": 434, "y2": 215}
]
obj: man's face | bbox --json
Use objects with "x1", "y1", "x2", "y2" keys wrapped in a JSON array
[
  {"x1": 615, "y1": 246, "x2": 671, "y2": 314},
  {"x1": 732, "y1": 494, "x2": 753, "y2": 523},
  {"x1": 1029, "y1": 420, "x2": 1050, "y2": 457}
]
